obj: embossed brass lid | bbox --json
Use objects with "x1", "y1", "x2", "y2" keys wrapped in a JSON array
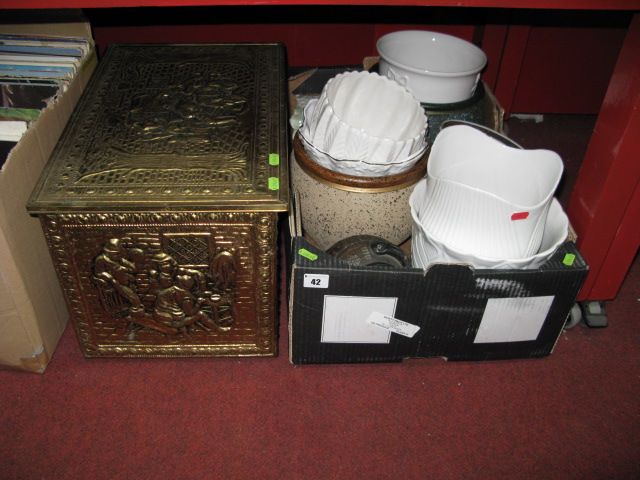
[{"x1": 28, "y1": 44, "x2": 289, "y2": 213}]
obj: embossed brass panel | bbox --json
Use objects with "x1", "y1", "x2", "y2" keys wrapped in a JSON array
[
  {"x1": 27, "y1": 45, "x2": 288, "y2": 357},
  {"x1": 40, "y1": 212, "x2": 278, "y2": 357},
  {"x1": 28, "y1": 44, "x2": 288, "y2": 213}
]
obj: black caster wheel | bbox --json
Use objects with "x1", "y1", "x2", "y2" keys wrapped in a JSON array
[{"x1": 582, "y1": 301, "x2": 609, "y2": 328}]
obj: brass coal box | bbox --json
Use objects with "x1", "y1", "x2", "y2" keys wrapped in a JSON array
[{"x1": 27, "y1": 44, "x2": 289, "y2": 358}]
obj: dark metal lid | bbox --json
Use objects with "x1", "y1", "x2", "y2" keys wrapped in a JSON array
[
  {"x1": 327, "y1": 235, "x2": 409, "y2": 268},
  {"x1": 28, "y1": 43, "x2": 289, "y2": 213}
]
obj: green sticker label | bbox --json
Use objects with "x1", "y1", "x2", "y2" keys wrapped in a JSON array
[
  {"x1": 269, "y1": 153, "x2": 280, "y2": 166},
  {"x1": 562, "y1": 253, "x2": 576, "y2": 267},
  {"x1": 268, "y1": 177, "x2": 280, "y2": 190},
  {"x1": 298, "y1": 248, "x2": 318, "y2": 261}
]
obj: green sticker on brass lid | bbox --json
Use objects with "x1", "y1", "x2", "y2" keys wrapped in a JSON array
[
  {"x1": 298, "y1": 248, "x2": 318, "y2": 261},
  {"x1": 562, "y1": 253, "x2": 576, "y2": 266},
  {"x1": 269, "y1": 153, "x2": 280, "y2": 166},
  {"x1": 268, "y1": 177, "x2": 279, "y2": 190}
]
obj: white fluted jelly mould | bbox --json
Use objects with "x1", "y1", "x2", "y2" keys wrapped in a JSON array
[
  {"x1": 299, "y1": 108, "x2": 426, "y2": 177},
  {"x1": 299, "y1": 71, "x2": 427, "y2": 165}
]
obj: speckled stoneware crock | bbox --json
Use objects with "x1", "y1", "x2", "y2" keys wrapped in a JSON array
[{"x1": 291, "y1": 133, "x2": 428, "y2": 250}]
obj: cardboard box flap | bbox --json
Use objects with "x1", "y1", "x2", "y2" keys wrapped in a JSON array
[{"x1": 0, "y1": 10, "x2": 94, "y2": 44}]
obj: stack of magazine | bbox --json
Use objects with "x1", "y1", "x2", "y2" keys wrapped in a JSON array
[{"x1": 0, "y1": 33, "x2": 91, "y2": 166}]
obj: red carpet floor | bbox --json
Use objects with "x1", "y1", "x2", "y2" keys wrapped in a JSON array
[
  {"x1": 1, "y1": 116, "x2": 639, "y2": 479},
  {"x1": 1, "y1": 255, "x2": 638, "y2": 480}
]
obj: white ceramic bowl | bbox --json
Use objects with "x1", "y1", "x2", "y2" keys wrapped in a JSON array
[
  {"x1": 299, "y1": 71, "x2": 427, "y2": 164},
  {"x1": 299, "y1": 113, "x2": 427, "y2": 177},
  {"x1": 420, "y1": 124, "x2": 563, "y2": 259},
  {"x1": 410, "y1": 179, "x2": 569, "y2": 270},
  {"x1": 377, "y1": 30, "x2": 487, "y2": 104}
]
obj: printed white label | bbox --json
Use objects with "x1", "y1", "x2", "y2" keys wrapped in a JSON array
[
  {"x1": 474, "y1": 296, "x2": 555, "y2": 344},
  {"x1": 303, "y1": 274, "x2": 329, "y2": 289},
  {"x1": 366, "y1": 312, "x2": 420, "y2": 338},
  {"x1": 321, "y1": 295, "x2": 397, "y2": 343}
]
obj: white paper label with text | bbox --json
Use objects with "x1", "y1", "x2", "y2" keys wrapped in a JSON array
[{"x1": 366, "y1": 312, "x2": 420, "y2": 338}]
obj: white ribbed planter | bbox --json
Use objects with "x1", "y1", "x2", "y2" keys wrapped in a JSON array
[
  {"x1": 410, "y1": 179, "x2": 569, "y2": 270},
  {"x1": 420, "y1": 125, "x2": 563, "y2": 259}
]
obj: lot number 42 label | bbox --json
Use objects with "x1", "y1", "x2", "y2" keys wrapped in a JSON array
[{"x1": 303, "y1": 274, "x2": 329, "y2": 289}]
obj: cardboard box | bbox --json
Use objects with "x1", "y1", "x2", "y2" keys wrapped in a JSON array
[
  {"x1": 288, "y1": 235, "x2": 588, "y2": 364},
  {"x1": 0, "y1": 15, "x2": 97, "y2": 372},
  {"x1": 287, "y1": 69, "x2": 588, "y2": 364}
]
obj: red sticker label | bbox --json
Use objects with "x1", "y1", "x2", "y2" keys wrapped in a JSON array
[{"x1": 511, "y1": 211, "x2": 530, "y2": 221}]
